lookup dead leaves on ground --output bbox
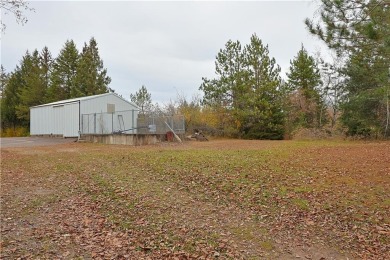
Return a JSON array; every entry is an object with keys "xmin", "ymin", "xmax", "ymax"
[{"xmin": 1, "ymin": 141, "xmax": 389, "ymax": 259}]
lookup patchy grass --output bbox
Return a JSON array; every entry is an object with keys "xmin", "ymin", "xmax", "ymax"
[{"xmin": 1, "ymin": 140, "xmax": 389, "ymax": 259}]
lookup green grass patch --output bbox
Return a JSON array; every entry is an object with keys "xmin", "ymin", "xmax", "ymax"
[
  {"xmin": 260, "ymin": 240, "xmax": 274, "ymax": 251},
  {"xmin": 291, "ymin": 198, "xmax": 310, "ymax": 210}
]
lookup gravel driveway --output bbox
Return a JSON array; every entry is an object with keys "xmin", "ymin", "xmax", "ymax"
[{"xmin": 0, "ymin": 137, "xmax": 78, "ymax": 148}]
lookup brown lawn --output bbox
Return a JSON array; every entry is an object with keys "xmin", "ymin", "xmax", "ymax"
[{"xmin": 1, "ymin": 140, "xmax": 389, "ymax": 259}]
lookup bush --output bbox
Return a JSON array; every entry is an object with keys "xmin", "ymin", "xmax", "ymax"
[
  {"xmin": 0, "ymin": 127, "xmax": 29, "ymax": 137},
  {"xmin": 291, "ymin": 128, "xmax": 331, "ymax": 140}
]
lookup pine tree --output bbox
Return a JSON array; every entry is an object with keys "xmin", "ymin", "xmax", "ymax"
[
  {"xmin": 48, "ymin": 40, "xmax": 79, "ymax": 101},
  {"xmin": 130, "ymin": 85, "xmax": 152, "ymax": 114},
  {"xmin": 305, "ymin": 0, "xmax": 390, "ymax": 56},
  {"xmin": 241, "ymin": 34, "xmax": 284, "ymax": 139},
  {"xmin": 74, "ymin": 37, "xmax": 111, "ymax": 97},
  {"xmin": 200, "ymin": 40, "xmax": 246, "ymax": 109},
  {"xmin": 16, "ymin": 50, "xmax": 46, "ymax": 123},
  {"xmin": 1, "ymin": 68, "xmax": 23, "ymax": 128},
  {"xmin": 199, "ymin": 34, "xmax": 285, "ymax": 139},
  {"xmin": 39, "ymin": 46, "xmax": 53, "ymax": 102},
  {"xmin": 341, "ymin": 45, "xmax": 389, "ymax": 137},
  {"xmin": 0, "ymin": 65, "xmax": 8, "ymax": 98},
  {"xmin": 306, "ymin": 0, "xmax": 390, "ymax": 137},
  {"xmin": 286, "ymin": 45, "xmax": 325, "ymax": 129},
  {"xmin": 200, "ymin": 40, "xmax": 247, "ymax": 136}
]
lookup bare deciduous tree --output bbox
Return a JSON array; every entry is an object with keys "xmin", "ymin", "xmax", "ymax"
[{"xmin": 1, "ymin": 0, "xmax": 34, "ymax": 32}]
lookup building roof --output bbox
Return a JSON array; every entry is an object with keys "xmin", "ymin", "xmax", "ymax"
[{"xmin": 30, "ymin": 92, "xmax": 140, "ymax": 109}]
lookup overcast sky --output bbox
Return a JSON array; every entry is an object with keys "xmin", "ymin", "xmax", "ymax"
[{"xmin": 1, "ymin": 0, "xmax": 328, "ymax": 104}]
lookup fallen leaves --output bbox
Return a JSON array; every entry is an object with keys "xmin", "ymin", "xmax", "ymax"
[{"xmin": 1, "ymin": 140, "xmax": 389, "ymax": 259}]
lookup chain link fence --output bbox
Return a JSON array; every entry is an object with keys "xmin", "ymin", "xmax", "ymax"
[
  {"xmin": 81, "ymin": 110, "xmax": 185, "ymax": 135},
  {"xmin": 137, "ymin": 114, "xmax": 185, "ymax": 134},
  {"xmin": 81, "ymin": 110, "xmax": 138, "ymax": 134}
]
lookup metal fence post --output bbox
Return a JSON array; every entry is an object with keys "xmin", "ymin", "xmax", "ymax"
[{"xmin": 132, "ymin": 110, "xmax": 135, "ymax": 134}]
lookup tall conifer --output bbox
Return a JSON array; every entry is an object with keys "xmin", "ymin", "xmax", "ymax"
[
  {"xmin": 200, "ymin": 34, "xmax": 285, "ymax": 139},
  {"xmin": 39, "ymin": 46, "xmax": 53, "ymax": 102},
  {"xmin": 16, "ymin": 50, "xmax": 46, "ymax": 123},
  {"xmin": 286, "ymin": 45, "xmax": 325, "ymax": 129},
  {"xmin": 74, "ymin": 37, "xmax": 111, "ymax": 97},
  {"xmin": 48, "ymin": 40, "xmax": 79, "ymax": 101},
  {"xmin": 306, "ymin": 0, "xmax": 390, "ymax": 137}
]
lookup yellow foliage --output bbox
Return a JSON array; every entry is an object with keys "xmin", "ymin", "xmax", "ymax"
[{"xmin": 0, "ymin": 127, "xmax": 29, "ymax": 137}]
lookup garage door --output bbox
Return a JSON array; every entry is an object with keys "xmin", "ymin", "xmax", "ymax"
[{"xmin": 63, "ymin": 102, "xmax": 80, "ymax": 137}]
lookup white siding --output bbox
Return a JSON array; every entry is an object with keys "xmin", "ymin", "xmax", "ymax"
[
  {"xmin": 80, "ymin": 94, "xmax": 139, "ymax": 134},
  {"xmin": 52, "ymin": 105, "xmax": 64, "ymax": 134},
  {"xmin": 30, "ymin": 93, "xmax": 139, "ymax": 137},
  {"xmin": 30, "ymin": 102, "xmax": 79, "ymax": 137},
  {"xmin": 80, "ymin": 94, "xmax": 138, "ymax": 114},
  {"xmin": 31, "ymin": 105, "xmax": 63, "ymax": 135},
  {"xmin": 63, "ymin": 103, "xmax": 79, "ymax": 137}
]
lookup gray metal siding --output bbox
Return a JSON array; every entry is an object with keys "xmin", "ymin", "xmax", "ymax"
[
  {"xmin": 30, "ymin": 105, "xmax": 61, "ymax": 135},
  {"xmin": 30, "ymin": 93, "xmax": 139, "ymax": 137},
  {"xmin": 80, "ymin": 94, "xmax": 139, "ymax": 134},
  {"xmin": 63, "ymin": 103, "xmax": 79, "ymax": 137},
  {"xmin": 52, "ymin": 105, "xmax": 64, "ymax": 135},
  {"xmin": 80, "ymin": 94, "xmax": 138, "ymax": 114},
  {"xmin": 30, "ymin": 102, "xmax": 79, "ymax": 137}
]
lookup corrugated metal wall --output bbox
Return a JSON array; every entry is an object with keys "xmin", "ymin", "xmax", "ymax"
[
  {"xmin": 30, "ymin": 102, "xmax": 79, "ymax": 137},
  {"xmin": 80, "ymin": 94, "xmax": 138, "ymax": 114},
  {"xmin": 63, "ymin": 103, "xmax": 80, "ymax": 137},
  {"xmin": 53, "ymin": 105, "xmax": 64, "ymax": 134},
  {"xmin": 30, "ymin": 94, "xmax": 139, "ymax": 137},
  {"xmin": 80, "ymin": 95, "xmax": 139, "ymax": 134}
]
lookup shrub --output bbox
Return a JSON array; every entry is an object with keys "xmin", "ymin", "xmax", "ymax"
[{"xmin": 0, "ymin": 127, "xmax": 29, "ymax": 137}]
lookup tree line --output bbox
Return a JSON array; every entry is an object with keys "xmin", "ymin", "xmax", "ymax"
[
  {"xmin": 198, "ymin": 35, "xmax": 328, "ymax": 139},
  {"xmin": 1, "ymin": 0, "xmax": 389, "ymax": 139},
  {"xmin": 183, "ymin": 0, "xmax": 389, "ymax": 139},
  {"xmin": 1, "ymin": 38, "xmax": 112, "ymax": 133}
]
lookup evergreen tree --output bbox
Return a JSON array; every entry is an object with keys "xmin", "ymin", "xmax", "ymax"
[
  {"xmin": 241, "ymin": 34, "xmax": 284, "ymax": 139},
  {"xmin": 200, "ymin": 34, "xmax": 285, "ymax": 139},
  {"xmin": 74, "ymin": 37, "xmax": 111, "ymax": 97},
  {"xmin": 341, "ymin": 45, "xmax": 389, "ymax": 137},
  {"xmin": 1, "ymin": 65, "xmax": 10, "ymax": 128},
  {"xmin": 306, "ymin": 0, "xmax": 390, "ymax": 137},
  {"xmin": 0, "ymin": 65, "xmax": 8, "ymax": 98},
  {"xmin": 130, "ymin": 85, "xmax": 152, "ymax": 114},
  {"xmin": 305, "ymin": 0, "xmax": 390, "ymax": 56},
  {"xmin": 16, "ymin": 50, "xmax": 46, "ymax": 123},
  {"xmin": 1, "ymin": 68, "xmax": 23, "ymax": 128},
  {"xmin": 200, "ymin": 40, "xmax": 246, "ymax": 109},
  {"xmin": 200, "ymin": 40, "xmax": 246, "ymax": 136},
  {"xmin": 39, "ymin": 46, "xmax": 53, "ymax": 102},
  {"xmin": 48, "ymin": 40, "xmax": 79, "ymax": 101},
  {"xmin": 286, "ymin": 45, "xmax": 325, "ymax": 129}
]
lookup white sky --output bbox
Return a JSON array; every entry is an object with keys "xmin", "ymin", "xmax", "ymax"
[{"xmin": 1, "ymin": 0, "xmax": 328, "ymax": 104}]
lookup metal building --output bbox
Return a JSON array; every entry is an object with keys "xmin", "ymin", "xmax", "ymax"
[{"xmin": 30, "ymin": 93, "xmax": 139, "ymax": 137}]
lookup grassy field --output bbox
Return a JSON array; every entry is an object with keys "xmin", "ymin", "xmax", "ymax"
[{"xmin": 1, "ymin": 140, "xmax": 389, "ymax": 259}]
